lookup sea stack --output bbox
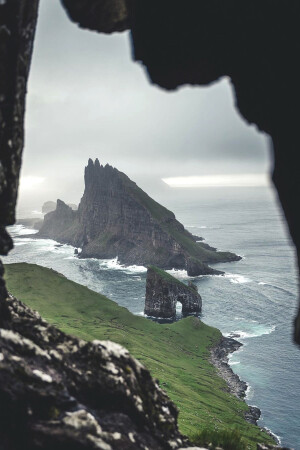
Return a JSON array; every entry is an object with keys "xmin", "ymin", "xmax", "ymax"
[
  {"xmin": 38, "ymin": 159, "xmax": 241, "ymax": 275},
  {"xmin": 144, "ymin": 266, "xmax": 202, "ymax": 318}
]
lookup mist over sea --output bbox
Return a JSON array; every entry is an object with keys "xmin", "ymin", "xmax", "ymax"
[{"xmin": 4, "ymin": 186, "xmax": 300, "ymax": 448}]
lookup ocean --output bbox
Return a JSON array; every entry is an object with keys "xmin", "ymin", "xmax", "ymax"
[{"xmin": 3, "ymin": 186, "xmax": 300, "ymax": 449}]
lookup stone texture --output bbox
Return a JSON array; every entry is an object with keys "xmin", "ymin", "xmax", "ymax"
[
  {"xmin": 0, "ymin": 294, "xmax": 192, "ymax": 450},
  {"xmin": 38, "ymin": 159, "xmax": 240, "ymax": 275},
  {"xmin": 0, "ymin": 0, "xmax": 39, "ymax": 226},
  {"xmin": 144, "ymin": 266, "xmax": 202, "ymax": 318},
  {"xmin": 0, "ymin": 0, "xmax": 40, "ymax": 318},
  {"xmin": 61, "ymin": 0, "xmax": 129, "ymax": 33}
]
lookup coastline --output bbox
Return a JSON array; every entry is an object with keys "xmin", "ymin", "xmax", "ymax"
[{"xmin": 211, "ymin": 336, "xmax": 280, "ymax": 444}]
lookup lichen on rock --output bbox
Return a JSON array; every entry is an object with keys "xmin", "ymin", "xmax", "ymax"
[{"xmin": 0, "ymin": 294, "xmax": 191, "ymax": 449}]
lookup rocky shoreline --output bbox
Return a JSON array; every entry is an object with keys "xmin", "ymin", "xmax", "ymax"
[{"xmin": 211, "ymin": 336, "xmax": 281, "ymax": 444}]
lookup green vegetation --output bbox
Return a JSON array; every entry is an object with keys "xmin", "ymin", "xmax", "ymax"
[
  {"xmin": 4, "ymin": 263, "xmax": 275, "ymax": 449},
  {"xmin": 191, "ymin": 428, "xmax": 247, "ymax": 450},
  {"xmin": 148, "ymin": 265, "xmax": 196, "ymax": 293}
]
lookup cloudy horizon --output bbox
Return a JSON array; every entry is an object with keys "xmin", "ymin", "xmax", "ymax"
[{"xmin": 18, "ymin": 0, "xmax": 272, "ymax": 214}]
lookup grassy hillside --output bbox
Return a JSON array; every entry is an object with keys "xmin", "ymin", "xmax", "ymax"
[{"xmin": 4, "ymin": 263, "xmax": 275, "ymax": 449}]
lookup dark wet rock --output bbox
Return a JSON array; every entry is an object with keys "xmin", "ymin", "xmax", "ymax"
[
  {"xmin": 257, "ymin": 445, "xmax": 293, "ymax": 450},
  {"xmin": 210, "ymin": 336, "xmax": 288, "ymax": 443},
  {"xmin": 210, "ymin": 337, "xmax": 249, "ymax": 404},
  {"xmin": 186, "ymin": 257, "xmax": 223, "ymax": 277},
  {"xmin": 61, "ymin": 0, "xmax": 129, "ymax": 34},
  {"xmin": 245, "ymin": 406, "xmax": 261, "ymax": 425},
  {"xmin": 0, "ymin": 294, "xmax": 197, "ymax": 450},
  {"xmin": 144, "ymin": 266, "xmax": 202, "ymax": 318},
  {"xmin": 38, "ymin": 160, "xmax": 240, "ymax": 275}
]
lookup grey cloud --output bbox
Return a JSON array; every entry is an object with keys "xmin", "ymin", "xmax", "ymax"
[{"xmin": 19, "ymin": 0, "xmax": 271, "ymax": 211}]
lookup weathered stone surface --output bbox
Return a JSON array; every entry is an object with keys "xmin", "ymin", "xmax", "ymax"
[
  {"xmin": 61, "ymin": 0, "xmax": 129, "ymax": 34},
  {"xmin": 0, "ymin": 0, "xmax": 39, "ymax": 320},
  {"xmin": 0, "ymin": 0, "xmax": 39, "ymax": 226},
  {"xmin": 144, "ymin": 266, "xmax": 202, "ymax": 318},
  {"xmin": 0, "ymin": 294, "xmax": 193, "ymax": 450},
  {"xmin": 37, "ymin": 159, "xmax": 239, "ymax": 275}
]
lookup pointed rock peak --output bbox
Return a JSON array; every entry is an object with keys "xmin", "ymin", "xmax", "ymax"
[
  {"xmin": 87, "ymin": 158, "xmax": 94, "ymax": 167},
  {"xmin": 56, "ymin": 199, "xmax": 70, "ymax": 210},
  {"xmin": 95, "ymin": 158, "xmax": 101, "ymax": 169}
]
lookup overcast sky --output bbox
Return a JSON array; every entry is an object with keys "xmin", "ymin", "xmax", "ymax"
[{"xmin": 18, "ymin": 0, "xmax": 272, "ymax": 211}]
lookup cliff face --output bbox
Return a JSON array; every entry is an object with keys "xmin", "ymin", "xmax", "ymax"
[
  {"xmin": 38, "ymin": 159, "xmax": 240, "ymax": 276},
  {"xmin": 144, "ymin": 266, "xmax": 202, "ymax": 318},
  {"xmin": 39, "ymin": 200, "xmax": 76, "ymax": 242}
]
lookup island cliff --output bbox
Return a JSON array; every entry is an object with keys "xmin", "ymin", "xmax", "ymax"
[
  {"xmin": 145, "ymin": 266, "xmax": 202, "ymax": 318},
  {"xmin": 38, "ymin": 159, "xmax": 241, "ymax": 276}
]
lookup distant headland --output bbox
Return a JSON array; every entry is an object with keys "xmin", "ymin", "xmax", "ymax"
[{"xmin": 37, "ymin": 159, "xmax": 241, "ymax": 276}]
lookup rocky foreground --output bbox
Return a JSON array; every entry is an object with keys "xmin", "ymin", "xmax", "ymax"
[
  {"xmin": 37, "ymin": 159, "xmax": 241, "ymax": 276},
  {"xmin": 0, "ymin": 294, "xmax": 193, "ymax": 450}
]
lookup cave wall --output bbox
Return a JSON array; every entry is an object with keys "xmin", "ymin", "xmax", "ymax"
[{"xmin": 0, "ymin": 0, "xmax": 40, "ymax": 325}]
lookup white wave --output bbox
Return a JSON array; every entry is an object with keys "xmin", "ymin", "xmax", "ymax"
[
  {"xmin": 9, "ymin": 225, "xmax": 39, "ymax": 236},
  {"xmin": 124, "ymin": 265, "xmax": 147, "ymax": 274},
  {"xmin": 229, "ymin": 325, "xmax": 276, "ymax": 340},
  {"xmin": 166, "ymin": 268, "xmax": 190, "ymax": 279},
  {"xmin": 97, "ymin": 258, "xmax": 147, "ymax": 274},
  {"xmin": 263, "ymin": 427, "xmax": 281, "ymax": 445},
  {"xmin": 136, "ymin": 312, "xmax": 145, "ymax": 316},
  {"xmin": 224, "ymin": 273, "xmax": 252, "ymax": 284},
  {"xmin": 229, "ymin": 361, "xmax": 240, "ymax": 366},
  {"xmin": 245, "ymin": 384, "xmax": 254, "ymax": 400},
  {"xmin": 258, "ymin": 281, "xmax": 296, "ymax": 297}
]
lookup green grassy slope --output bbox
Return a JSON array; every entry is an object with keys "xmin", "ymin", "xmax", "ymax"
[{"xmin": 4, "ymin": 263, "xmax": 274, "ymax": 449}]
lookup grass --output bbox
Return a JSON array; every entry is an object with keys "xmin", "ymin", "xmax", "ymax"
[
  {"xmin": 4, "ymin": 263, "xmax": 275, "ymax": 449},
  {"xmin": 191, "ymin": 428, "xmax": 247, "ymax": 450}
]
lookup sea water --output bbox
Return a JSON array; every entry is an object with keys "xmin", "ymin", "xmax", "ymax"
[{"xmin": 3, "ymin": 186, "xmax": 300, "ymax": 448}]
